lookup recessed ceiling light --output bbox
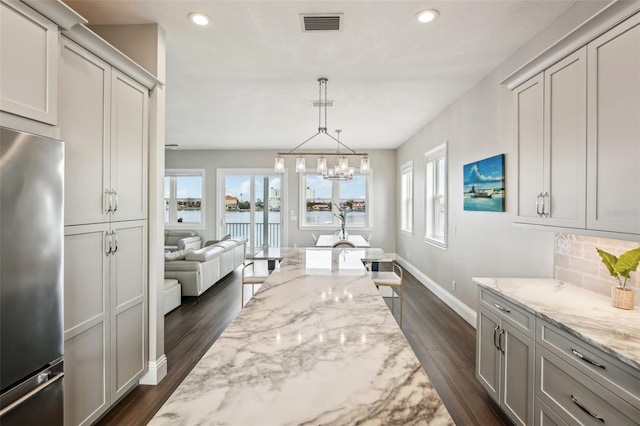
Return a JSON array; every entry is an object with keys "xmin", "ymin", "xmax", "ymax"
[
  {"xmin": 188, "ymin": 12, "xmax": 210, "ymax": 26},
  {"xmin": 415, "ymin": 9, "xmax": 439, "ymax": 23}
]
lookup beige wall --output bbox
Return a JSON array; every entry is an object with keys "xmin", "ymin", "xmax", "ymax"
[
  {"xmin": 395, "ymin": 1, "xmax": 612, "ymax": 311},
  {"xmin": 165, "ymin": 149, "xmax": 397, "ymax": 253}
]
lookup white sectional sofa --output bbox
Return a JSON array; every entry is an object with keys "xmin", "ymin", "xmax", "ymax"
[
  {"xmin": 164, "ymin": 230, "xmax": 202, "ymax": 252},
  {"xmin": 164, "ymin": 237, "xmax": 247, "ymax": 297}
]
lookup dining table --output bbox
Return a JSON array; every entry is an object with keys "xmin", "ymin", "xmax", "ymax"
[{"xmin": 315, "ymin": 234, "xmax": 370, "ymax": 247}]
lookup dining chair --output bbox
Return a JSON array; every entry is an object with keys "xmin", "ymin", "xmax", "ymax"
[
  {"xmin": 367, "ymin": 261, "xmax": 403, "ymax": 328},
  {"xmin": 241, "ymin": 261, "xmax": 270, "ymax": 308},
  {"xmin": 364, "ymin": 233, "xmax": 372, "ymax": 243},
  {"xmin": 311, "ymin": 233, "xmax": 318, "ymax": 245},
  {"xmin": 332, "ymin": 240, "xmax": 355, "ymax": 248}
]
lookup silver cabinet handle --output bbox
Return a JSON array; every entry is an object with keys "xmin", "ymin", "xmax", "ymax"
[
  {"xmin": 105, "ymin": 231, "xmax": 112, "ymax": 255},
  {"xmin": 111, "ymin": 230, "xmax": 118, "ymax": 254},
  {"xmin": 112, "ymin": 189, "xmax": 118, "ymax": 213},
  {"xmin": 498, "ymin": 329, "xmax": 505, "ymax": 353},
  {"xmin": 494, "ymin": 303, "xmax": 511, "ymax": 313},
  {"xmin": 571, "ymin": 395, "xmax": 604, "ymax": 423},
  {"xmin": 542, "ymin": 192, "xmax": 549, "ymax": 217},
  {"xmin": 536, "ymin": 192, "xmax": 544, "ymax": 217},
  {"xmin": 105, "ymin": 189, "xmax": 112, "ymax": 213},
  {"xmin": 571, "ymin": 348, "xmax": 605, "ymax": 369},
  {"xmin": 493, "ymin": 326, "xmax": 500, "ymax": 349}
]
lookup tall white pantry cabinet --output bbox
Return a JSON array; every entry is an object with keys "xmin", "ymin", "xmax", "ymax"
[{"xmin": 60, "ymin": 38, "xmax": 149, "ymax": 426}]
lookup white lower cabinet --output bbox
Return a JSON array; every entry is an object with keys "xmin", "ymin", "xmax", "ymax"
[
  {"xmin": 477, "ymin": 287, "xmax": 640, "ymax": 426},
  {"xmin": 64, "ymin": 221, "xmax": 147, "ymax": 426},
  {"xmin": 476, "ymin": 294, "xmax": 535, "ymax": 426},
  {"xmin": 536, "ymin": 345, "xmax": 639, "ymax": 425}
]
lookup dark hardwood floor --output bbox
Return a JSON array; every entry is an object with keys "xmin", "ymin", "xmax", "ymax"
[{"xmin": 97, "ymin": 266, "xmax": 511, "ymax": 425}]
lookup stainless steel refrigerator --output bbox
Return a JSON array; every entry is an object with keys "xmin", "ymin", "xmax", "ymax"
[{"xmin": 0, "ymin": 127, "xmax": 64, "ymax": 425}]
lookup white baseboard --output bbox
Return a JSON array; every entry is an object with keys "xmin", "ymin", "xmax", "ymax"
[
  {"xmin": 395, "ymin": 255, "xmax": 477, "ymax": 328},
  {"xmin": 139, "ymin": 354, "xmax": 168, "ymax": 385}
]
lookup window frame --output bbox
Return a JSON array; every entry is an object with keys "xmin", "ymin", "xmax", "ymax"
[
  {"xmin": 298, "ymin": 170, "xmax": 373, "ymax": 231},
  {"xmin": 424, "ymin": 143, "xmax": 448, "ymax": 249},
  {"xmin": 400, "ymin": 161, "xmax": 414, "ymax": 236},
  {"xmin": 165, "ymin": 168, "xmax": 206, "ymax": 230}
]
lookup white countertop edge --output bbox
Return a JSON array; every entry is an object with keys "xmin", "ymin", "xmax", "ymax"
[{"xmin": 472, "ymin": 277, "xmax": 640, "ymax": 371}]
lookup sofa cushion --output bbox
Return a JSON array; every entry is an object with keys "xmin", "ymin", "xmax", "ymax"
[
  {"xmin": 185, "ymin": 246, "xmax": 225, "ymax": 262},
  {"xmin": 164, "ymin": 248, "xmax": 194, "ymax": 261},
  {"xmin": 213, "ymin": 240, "xmax": 237, "ymax": 252}
]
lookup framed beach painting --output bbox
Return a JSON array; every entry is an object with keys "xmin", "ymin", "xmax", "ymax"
[{"xmin": 463, "ymin": 154, "xmax": 505, "ymax": 212}]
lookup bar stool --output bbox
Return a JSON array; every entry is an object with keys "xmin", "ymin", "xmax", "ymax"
[
  {"xmin": 368, "ymin": 261, "xmax": 403, "ymax": 328},
  {"xmin": 241, "ymin": 261, "xmax": 270, "ymax": 308}
]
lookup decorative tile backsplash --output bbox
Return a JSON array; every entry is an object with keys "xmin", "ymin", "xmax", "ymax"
[{"xmin": 554, "ymin": 233, "xmax": 640, "ymax": 304}]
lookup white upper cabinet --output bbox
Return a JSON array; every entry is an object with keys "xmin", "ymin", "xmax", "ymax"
[
  {"xmin": 587, "ymin": 13, "xmax": 640, "ymax": 235},
  {"xmin": 60, "ymin": 38, "xmax": 148, "ymax": 226},
  {"xmin": 515, "ymin": 74, "xmax": 545, "ymax": 224},
  {"xmin": 514, "ymin": 47, "xmax": 587, "ymax": 229},
  {"xmin": 0, "ymin": 0, "xmax": 58, "ymax": 124},
  {"xmin": 543, "ymin": 48, "xmax": 587, "ymax": 228}
]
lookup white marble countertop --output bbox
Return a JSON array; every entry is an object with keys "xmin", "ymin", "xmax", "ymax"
[
  {"xmin": 473, "ymin": 277, "xmax": 640, "ymax": 371},
  {"xmin": 151, "ymin": 248, "xmax": 453, "ymax": 425}
]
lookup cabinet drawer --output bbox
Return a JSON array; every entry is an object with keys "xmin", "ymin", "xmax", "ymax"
[
  {"xmin": 536, "ymin": 345, "xmax": 640, "ymax": 425},
  {"xmin": 537, "ymin": 319, "xmax": 640, "ymax": 410},
  {"xmin": 535, "ymin": 397, "xmax": 569, "ymax": 426},
  {"xmin": 479, "ymin": 288, "xmax": 535, "ymax": 338}
]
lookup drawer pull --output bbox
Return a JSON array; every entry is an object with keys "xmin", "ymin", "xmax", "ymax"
[
  {"xmin": 493, "ymin": 303, "xmax": 511, "ymax": 313},
  {"xmin": 571, "ymin": 395, "xmax": 604, "ymax": 423},
  {"xmin": 571, "ymin": 348, "xmax": 605, "ymax": 369}
]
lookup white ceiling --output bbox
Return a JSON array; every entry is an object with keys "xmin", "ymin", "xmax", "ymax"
[{"xmin": 63, "ymin": 1, "xmax": 576, "ymax": 151}]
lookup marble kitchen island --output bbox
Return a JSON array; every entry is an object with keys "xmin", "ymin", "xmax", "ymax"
[{"xmin": 150, "ymin": 248, "xmax": 453, "ymax": 425}]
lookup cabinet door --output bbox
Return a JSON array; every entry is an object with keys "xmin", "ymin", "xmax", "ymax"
[
  {"xmin": 543, "ymin": 47, "xmax": 586, "ymax": 228},
  {"xmin": 60, "ymin": 39, "xmax": 111, "ymax": 226},
  {"xmin": 587, "ymin": 13, "xmax": 640, "ymax": 234},
  {"xmin": 515, "ymin": 74, "xmax": 544, "ymax": 224},
  {"xmin": 110, "ymin": 70, "xmax": 148, "ymax": 222},
  {"xmin": 110, "ymin": 221, "xmax": 147, "ymax": 400},
  {"xmin": 501, "ymin": 321, "xmax": 535, "ymax": 426},
  {"xmin": 63, "ymin": 224, "xmax": 110, "ymax": 426},
  {"xmin": 0, "ymin": 0, "xmax": 58, "ymax": 124},
  {"xmin": 476, "ymin": 305, "xmax": 501, "ymax": 402}
]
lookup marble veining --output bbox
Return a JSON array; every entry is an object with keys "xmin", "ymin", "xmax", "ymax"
[
  {"xmin": 473, "ymin": 277, "xmax": 640, "ymax": 371},
  {"xmin": 151, "ymin": 248, "xmax": 453, "ymax": 425}
]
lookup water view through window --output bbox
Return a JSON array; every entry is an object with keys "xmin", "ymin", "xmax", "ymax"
[{"xmin": 303, "ymin": 175, "xmax": 367, "ymax": 226}]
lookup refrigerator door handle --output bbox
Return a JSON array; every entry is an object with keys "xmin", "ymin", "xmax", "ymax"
[{"xmin": 0, "ymin": 371, "xmax": 64, "ymax": 418}]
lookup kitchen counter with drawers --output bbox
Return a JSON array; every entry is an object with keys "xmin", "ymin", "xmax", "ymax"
[{"xmin": 473, "ymin": 277, "xmax": 639, "ymax": 425}]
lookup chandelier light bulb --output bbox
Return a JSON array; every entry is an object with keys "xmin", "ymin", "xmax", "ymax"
[
  {"xmin": 348, "ymin": 167, "xmax": 355, "ymax": 178},
  {"xmin": 295, "ymin": 156, "xmax": 306, "ymax": 173},
  {"xmin": 339, "ymin": 156, "xmax": 349, "ymax": 171},
  {"xmin": 317, "ymin": 156, "xmax": 327, "ymax": 173},
  {"xmin": 360, "ymin": 156, "xmax": 370, "ymax": 173},
  {"xmin": 274, "ymin": 156, "xmax": 285, "ymax": 172}
]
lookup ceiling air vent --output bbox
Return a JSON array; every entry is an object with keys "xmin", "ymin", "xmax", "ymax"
[{"xmin": 300, "ymin": 13, "xmax": 343, "ymax": 32}]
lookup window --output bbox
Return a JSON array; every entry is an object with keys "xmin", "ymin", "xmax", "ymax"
[
  {"xmin": 300, "ymin": 172, "xmax": 371, "ymax": 229},
  {"xmin": 165, "ymin": 169, "xmax": 205, "ymax": 228},
  {"xmin": 425, "ymin": 143, "xmax": 447, "ymax": 248},
  {"xmin": 400, "ymin": 161, "xmax": 413, "ymax": 234}
]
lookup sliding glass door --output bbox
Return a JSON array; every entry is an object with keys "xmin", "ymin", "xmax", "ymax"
[{"xmin": 219, "ymin": 170, "xmax": 284, "ymax": 253}]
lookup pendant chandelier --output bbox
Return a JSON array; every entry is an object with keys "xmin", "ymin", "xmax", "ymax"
[{"xmin": 274, "ymin": 78, "xmax": 370, "ymax": 180}]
